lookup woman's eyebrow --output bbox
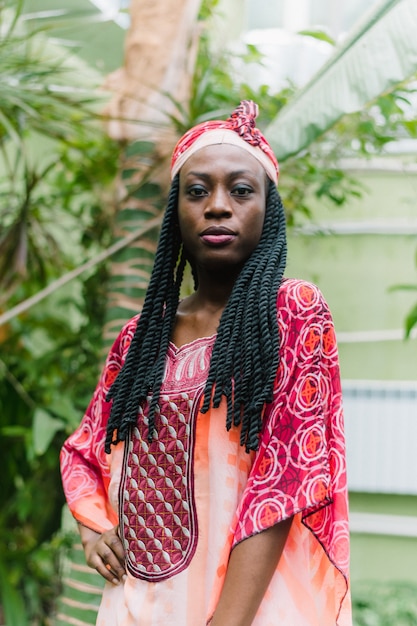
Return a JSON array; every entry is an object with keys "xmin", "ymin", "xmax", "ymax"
[{"xmin": 185, "ymin": 169, "xmax": 256, "ymax": 180}]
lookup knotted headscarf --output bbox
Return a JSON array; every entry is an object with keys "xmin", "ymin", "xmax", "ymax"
[{"xmin": 171, "ymin": 101, "xmax": 279, "ymax": 184}]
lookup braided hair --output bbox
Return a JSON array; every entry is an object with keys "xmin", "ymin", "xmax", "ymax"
[{"xmin": 105, "ymin": 175, "xmax": 287, "ymax": 453}]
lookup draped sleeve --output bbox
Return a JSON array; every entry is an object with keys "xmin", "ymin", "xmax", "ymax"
[
  {"xmin": 60, "ymin": 315, "xmax": 139, "ymax": 534},
  {"xmin": 233, "ymin": 278, "xmax": 349, "ymax": 584}
]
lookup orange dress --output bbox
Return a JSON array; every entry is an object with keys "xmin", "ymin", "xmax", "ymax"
[{"xmin": 61, "ymin": 279, "xmax": 351, "ymax": 625}]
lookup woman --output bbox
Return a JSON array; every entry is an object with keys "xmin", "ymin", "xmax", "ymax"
[{"xmin": 61, "ymin": 101, "xmax": 351, "ymax": 625}]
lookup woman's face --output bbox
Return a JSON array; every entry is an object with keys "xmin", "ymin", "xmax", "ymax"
[{"xmin": 178, "ymin": 144, "xmax": 267, "ymax": 274}]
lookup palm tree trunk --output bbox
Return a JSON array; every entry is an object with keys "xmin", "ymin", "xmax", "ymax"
[
  {"xmin": 104, "ymin": 0, "xmax": 202, "ymax": 141},
  {"xmin": 101, "ymin": 0, "xmax": 203, "ymax": 349}
]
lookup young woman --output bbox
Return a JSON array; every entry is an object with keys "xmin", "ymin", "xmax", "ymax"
[{"xmin": 61, "ymin": 101, "xmax": 352, "ymax": 625}]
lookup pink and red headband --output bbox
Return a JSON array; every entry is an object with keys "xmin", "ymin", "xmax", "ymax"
[{"xmin": 170, "ymin": 101, "xmax": 279, "ymax": 185}]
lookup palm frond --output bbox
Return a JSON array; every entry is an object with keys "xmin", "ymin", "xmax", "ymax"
[{"xmin": 266, "ymin": 0, "xmax": 417, "ymax": 159}]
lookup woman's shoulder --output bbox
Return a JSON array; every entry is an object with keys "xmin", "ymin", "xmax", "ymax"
[
  {"xmin": 276, "ymin": 278, "xmax": 335, "ymax": 338},
  {"xmin": 277, "ymin": 277, "xmax": 325, "ymax": 303},
  {"xmin": 107, "ymin": 313, "xmax": 141, "ymax": 361},
  {"xmin": 120, "ymin": 313, "xmax": 141, "ymax": 334},
  {"xmin": 276, "ymin": 277, "xmax": 332, "ymax": 321}
]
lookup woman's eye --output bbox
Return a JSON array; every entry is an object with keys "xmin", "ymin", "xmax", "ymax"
[
  {"xmin": 188, "ymin": 185, "xmax": 207, "ymax": 197},
  {"xmin": 232, "ymin": 186, "xmax": 252, "ymax": 197}
]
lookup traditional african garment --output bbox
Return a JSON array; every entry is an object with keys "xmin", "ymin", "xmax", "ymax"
[{"xmin": 60, "ymin": 278, "xmax": 351, "ymax": 626}]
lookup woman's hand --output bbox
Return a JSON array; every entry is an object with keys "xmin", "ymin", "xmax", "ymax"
[{"xmin": 78, "ymin": 523, "xmax": 127, "ymax": 585}]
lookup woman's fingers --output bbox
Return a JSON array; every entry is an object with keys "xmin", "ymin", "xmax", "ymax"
[
  {"xmin": 94, "ymin": 553, "xmax": 122, "ymax": 585},
  {"xmin": 108, "ymin": 525, "xmax": 126, "ymax": 566},
  {"xmin": 82, "ymin": 525, "xmax": 127, "ymax": 584},
  {"xmin": 98, "ymin": 538, "xmax": 126, "ymax": 584}
]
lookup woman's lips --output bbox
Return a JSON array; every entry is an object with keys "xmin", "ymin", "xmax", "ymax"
[
  {"xmin": 200, "ymin": 227, "xmax": 236, "ymax": 246},
  {"xmin": 200, "ymin": 233, "xmax": 236, "ymax": 245}
]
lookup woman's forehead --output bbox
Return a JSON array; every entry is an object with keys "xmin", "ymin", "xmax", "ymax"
[{"xmin": 180, "ymin": 143, "xmax": 266, "ymax": 177}]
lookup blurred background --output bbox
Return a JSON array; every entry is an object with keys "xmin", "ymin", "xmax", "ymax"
[{"xmin": 1, "ymin": 0, "xmax": 416, "ymax": 624}]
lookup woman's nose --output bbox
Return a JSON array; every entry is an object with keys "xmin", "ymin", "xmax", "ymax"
[{"xmin": 204, "ymin": 187, "xmax": 232, "ymax": 217}]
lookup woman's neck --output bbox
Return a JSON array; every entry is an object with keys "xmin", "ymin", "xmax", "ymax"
[
  {"xmin": 171, "ymin": 283, "xmax": 233, "ymax": 348},
  {"xmin": 194, "ymin": 265, "xmax": 241, "ymax": 307}
]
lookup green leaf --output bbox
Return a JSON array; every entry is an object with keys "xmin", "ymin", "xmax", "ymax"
[
  {"xmin": 132, "ymin": 182, "xmax": 161, "ymax": 200},
  {"xmin": 388, "ymin": 283, "xmax": 417, "ymax": 292},
  {"xmin": 32, "ymin": 408, "xmax": 65, "ymax": 456},
  {"xmin": 121, "ymin": 168, "xmax": 140, "ymax": 180},
  {"xmin": 49, "ymin": 395, "xmax": 79, "ymax": 424},
  {"xmin": 266, "ymin": 0, "xmax": 417, "ymax": 160},
  {"xmin": 298, "ymin": 29, "xmax": 336, "ymax": 46},
  {"xmin": 0, "ymin": 556, "xmax": 29, "ymax": 626},
  {"xmin": 241, "ymin": 43, "xmax": 265, "ymax": 64},
  {"xmin": 0, "ymin": 425, "xmax": 28, "ymax": 438},
  {"xmin": 404, "ymin": 302, "xmax": 417, "ymax": 338},
  {"xmin": 125, "ymin": 141, "xmax": 156, "ymax": 158}
]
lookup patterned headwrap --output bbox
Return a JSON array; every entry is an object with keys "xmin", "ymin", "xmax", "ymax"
[{"xmin": 171, "ymin": 101, "xmax": 279, "ymax": 185}]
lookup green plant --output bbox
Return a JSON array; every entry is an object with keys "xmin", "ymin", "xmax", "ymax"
[
  {"xmin": 389, "ymin": 251, "xmax": 417, "ymax": 338},
  {"xmin": 0, "ymin": 2, "xmax": 120, "ymax": 623},
  {"xmin": 353, "ymin": 580, "xmax": 417, "ymax": 626}
]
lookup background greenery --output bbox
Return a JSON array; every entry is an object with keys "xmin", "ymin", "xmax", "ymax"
[{"xmin": 0, "ymin": 1, "xmax": 416, "ymax": 624}]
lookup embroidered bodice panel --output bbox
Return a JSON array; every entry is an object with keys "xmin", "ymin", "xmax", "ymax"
[{"xmin": 119, "ymin": 336, "xmax": 215, "ymax": 581}]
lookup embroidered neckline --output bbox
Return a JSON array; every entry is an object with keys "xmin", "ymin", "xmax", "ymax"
[{"xmin": 168, "ymin": 333, "xmax": 217, "ymax": 356}]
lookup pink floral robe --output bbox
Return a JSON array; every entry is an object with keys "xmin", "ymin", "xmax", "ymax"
[{"xmin": 60, "ymin": 278, "xmax": 351, "ymax": 625}]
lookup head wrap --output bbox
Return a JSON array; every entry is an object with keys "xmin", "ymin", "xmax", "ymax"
[{"xmin": 170, "ymin": 101, "xmax": 279, "ymax": 184}]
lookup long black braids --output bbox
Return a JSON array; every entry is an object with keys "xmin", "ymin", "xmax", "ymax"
[
  {"xmin": 104, "ymin": 176, "xmax": 287, "ymax": 454},
  {"xmin": 200, "ymin": 179, "xmax": 287, "ymax": 450},
  {"xmin": 105, "ymin": 176, "xmax": 183, "ymax": 452}
]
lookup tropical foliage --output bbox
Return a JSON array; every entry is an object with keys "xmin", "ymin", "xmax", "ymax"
[
  {"xmin": 264, "ymin": 0, "xmax": 417, "ymax": 333},
  {"xmin": 0, "ymin": 2, "xmax": 119, "ymax": 623},
  {"xmin": 265, "ymin": 0, "xmax": 417, "ymax": 160}
]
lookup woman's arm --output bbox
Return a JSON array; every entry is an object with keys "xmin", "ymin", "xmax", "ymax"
[
  {"xmin": 210, "ymin": 516, "xmax": 293, "ymax": 626},
  {"xmin": 78, "ymin": 523, "xmax": 126, "ymax": 585},
  {"xmin": 61, "ymin": 317, "xmax": 139, "ymax": 533}
]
